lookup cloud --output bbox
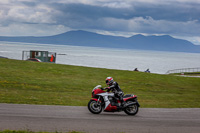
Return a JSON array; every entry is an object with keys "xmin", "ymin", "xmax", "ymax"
[
  {"xmin": 0, "ymin": 23, "xmax": 70, "ymax": 36},
  {"xmin": 49, "ymin": 1, "xmax": 200, "ymax": 33},
  {"xmin": 91, "ymin": 16, "xmax": 200, "ymax": 36},
  {"xmin": 3, "ymin": 3, "xmax": 56, "ymax": 24},
  {"xmin": 0, "ymin": 0, "xmax": 200, "ymax": 44}
]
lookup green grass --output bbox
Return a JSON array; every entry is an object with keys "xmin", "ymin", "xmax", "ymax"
[
  {"xmin": 171, "ymin": 72, "xmax": 200, "ymax": 76},
  {"xmin": 0, "ymin": 58, "xmax": 200, "ymax": 108},
  {"xmin": 182, "ymin": 72, "xmax": 200, "ymax": 76},
  {"xmin": 0, "ymin": 130, "xmax": 81, "ymax": 133}
]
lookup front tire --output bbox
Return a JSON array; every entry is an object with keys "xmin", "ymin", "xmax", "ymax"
[
  {"xmin": 124, "ymin": 101, "xmax": 139, "ymax": 115},
  {"xmin": 88, "ymin": 100, "xmax": 102, "ymax": 114}
]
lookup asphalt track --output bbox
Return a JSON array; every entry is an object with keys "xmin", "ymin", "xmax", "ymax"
[{"xmin": 0, "ymin": 104, "xmax": 200, "ymax": 133}]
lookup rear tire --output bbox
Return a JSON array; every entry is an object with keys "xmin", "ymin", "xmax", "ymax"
[
  {"xmin": 124, "ymin": 101, "xmax": 139, "ymax": 115},
  {"xmin": 88, "ymin": 100, "xmax": 102, "ymax": 114}
]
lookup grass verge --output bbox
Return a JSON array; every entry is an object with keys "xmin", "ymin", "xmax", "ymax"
[
  {"xmin": 0, "ymin": 58, "xmax": 200, "ymax": 108},
  {"xmin": 0, "ymin": 130, "xmax": 81, "ymax": 133},
  {"xmin": 176, "ymin": 72, "xmax": 200, "ymax": 76}
]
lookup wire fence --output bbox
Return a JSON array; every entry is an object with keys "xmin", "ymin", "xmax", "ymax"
[{"xmin": 166, "ymin": 67, "xmax": 200, "ymax": 74}]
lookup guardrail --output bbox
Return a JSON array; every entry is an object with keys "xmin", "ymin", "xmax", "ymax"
[{"xmin": 166, "ymin": 67, "xmax": 200, "ymax": 74}]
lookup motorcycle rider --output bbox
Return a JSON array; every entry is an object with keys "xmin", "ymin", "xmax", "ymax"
[{"xmin": 103, "ymin": 77, "xmax": 126, "ymax": 108}]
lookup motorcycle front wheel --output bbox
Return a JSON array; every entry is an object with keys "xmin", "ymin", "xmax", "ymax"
[
  {"xmin": 88, "ymin": 100, "xmax": 102, "ymax": 114},
  {"xmin": 124, "ymin": 101, "xmax": 139, "ymax": 115}
]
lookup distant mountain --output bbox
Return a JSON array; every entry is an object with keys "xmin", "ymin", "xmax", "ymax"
[{"xmin": 0, "ymin": 30, "xmax": 200, "ymax": 53}]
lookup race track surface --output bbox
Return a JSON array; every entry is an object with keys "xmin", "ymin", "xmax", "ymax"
[{"xmin": 0, "ymin": 104, "xmax": 200, "ymax": 133}]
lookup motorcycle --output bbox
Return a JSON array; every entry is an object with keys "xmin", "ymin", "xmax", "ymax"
[{"xmin": 88, "ymin": 85, "xmax": 140, "ymax": 115}]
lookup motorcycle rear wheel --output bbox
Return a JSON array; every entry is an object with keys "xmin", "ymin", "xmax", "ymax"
[
  {"xmin": 124, "ymin": 101, "xmax": 139, "ymax": 115},
  {"xmin": 88, "ymin": 100, "xmax": 102, "ymax": 114}
]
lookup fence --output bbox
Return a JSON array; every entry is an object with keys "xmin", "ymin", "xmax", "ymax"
[{"xmin": 166, "ymin": 67, "xmax": 200, "ymax": 74}]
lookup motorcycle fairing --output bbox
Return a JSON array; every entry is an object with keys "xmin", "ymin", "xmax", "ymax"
[
  {"xmin": 97, "ymin": 92, "xmax": 114, "ymax": 110},
  {"xmin": 104, "ymin": 104, "xmax": 117, "ymax": 112},
  {"xmin": 92, "ymin": 92, "xmax": 137, "ymax": 111}
]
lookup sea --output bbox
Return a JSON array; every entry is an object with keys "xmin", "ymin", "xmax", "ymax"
[{"xmin": 0, "ymin": 41, "xmax": 200, "ymax": 74}]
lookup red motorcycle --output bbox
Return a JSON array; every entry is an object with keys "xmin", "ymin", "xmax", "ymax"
[{"xmin": 88, "ymin": 85, "xmax": 140, "ymax": 115}]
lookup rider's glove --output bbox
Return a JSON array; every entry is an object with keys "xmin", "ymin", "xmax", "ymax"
[
  {"xmin": 101, "ymin": 87, "xmax": 108, "ymax": 90},
  {"xmin": 104, "ymin": 87, "xmax": 110, "ymax": 90}
]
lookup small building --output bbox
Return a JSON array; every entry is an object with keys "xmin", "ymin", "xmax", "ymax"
[{"xmin": 22, "ymin": 50, "xmax": 56, "ymax": 63}]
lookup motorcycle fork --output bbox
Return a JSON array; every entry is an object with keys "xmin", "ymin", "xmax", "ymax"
[{"xmin": 97, "ymin": 97, "xmax": 101, "ymax": 105}]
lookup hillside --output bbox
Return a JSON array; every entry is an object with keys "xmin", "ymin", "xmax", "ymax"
[
  {"xmin": 0, "ymin": 30, "xmax": 200, "ymax": 53},
  {"xmin": 0, "ymin": 58, "xmax": 200, "ymax": 108}
]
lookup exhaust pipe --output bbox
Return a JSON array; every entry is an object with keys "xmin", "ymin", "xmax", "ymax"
[
  {"xmin": 125, "ymin": 102, "xmax": 137, "ymax": 107},
  {"xmin": 124, "ymin": 101, "xmax": 140, "ymax": 108}
]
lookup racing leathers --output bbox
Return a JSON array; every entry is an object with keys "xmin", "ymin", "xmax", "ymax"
[{"xmin": 104, "ymin": 81, "xmax": 125, "ymax": 107}]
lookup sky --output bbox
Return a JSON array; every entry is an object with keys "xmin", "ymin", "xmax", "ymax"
[{"xmin": 0, "ymin": 0, "xmax": 200, "ymax": 45}]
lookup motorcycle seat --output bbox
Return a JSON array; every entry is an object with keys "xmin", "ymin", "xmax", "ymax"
[{"xmin": 123, "ymin": 94, "xmax": 133, "ymax": 98}]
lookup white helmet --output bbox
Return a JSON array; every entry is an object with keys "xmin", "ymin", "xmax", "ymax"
[{"xmin": 106, "ymin": 77, "xmax": 114, "ymax": 85}]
